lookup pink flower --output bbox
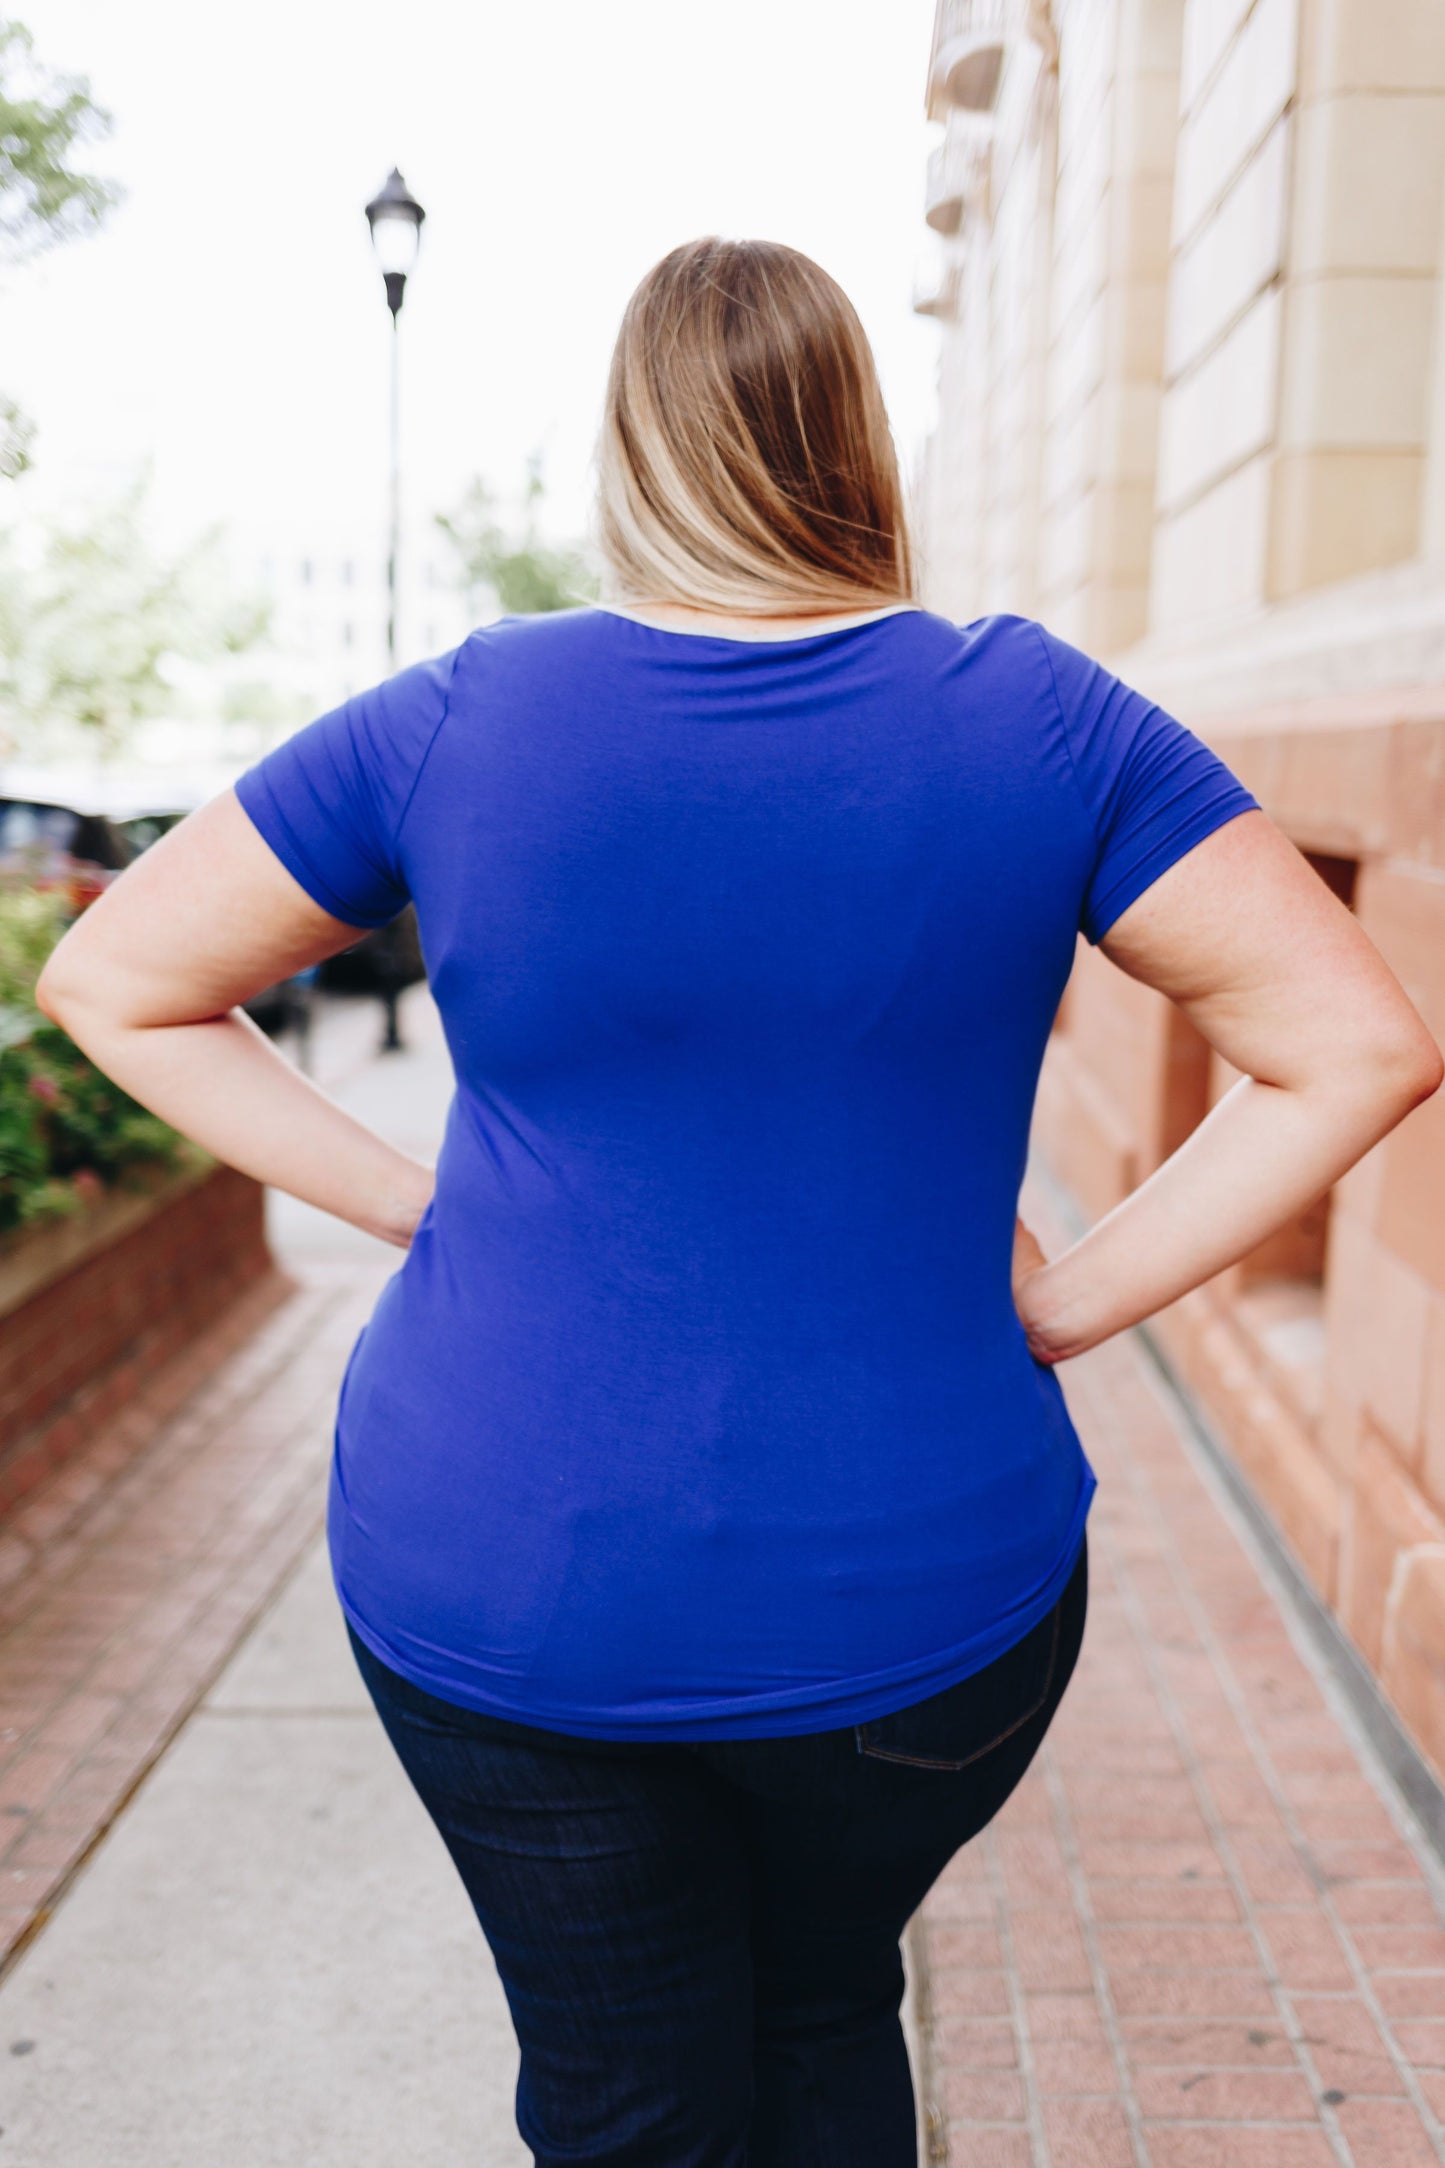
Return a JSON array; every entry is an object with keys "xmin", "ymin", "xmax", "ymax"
[
  {"xmin": 28, "ymin": 1074, "xmax": 61, "ymax": 1106},
  {"xmin": 70, "ymin": 1169, "xmax": 104, "ymax": 1202}
]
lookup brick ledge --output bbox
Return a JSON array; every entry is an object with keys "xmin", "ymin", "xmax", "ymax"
[{"xmin": 0, "ymin": 1148, "xmax": 217, "ymax": 1324}]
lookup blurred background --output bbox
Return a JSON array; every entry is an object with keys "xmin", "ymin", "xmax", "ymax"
[{"xmin": 0, "ymin": 0, "xmax": 939, "ymax": 779}]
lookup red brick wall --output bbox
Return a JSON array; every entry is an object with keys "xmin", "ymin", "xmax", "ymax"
[
  {"xmin": 0, "ymin": 1166, "xmax": 281, "ymax": 1519},
  {"xmin": 1033, "ymin": 686, "xmax": 1445, "ymax": 1779}
]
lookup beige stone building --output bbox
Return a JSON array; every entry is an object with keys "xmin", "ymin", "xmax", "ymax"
[{"xmin": 914, "ymin": 0, "xmax": 1445, "ymax": 1777}]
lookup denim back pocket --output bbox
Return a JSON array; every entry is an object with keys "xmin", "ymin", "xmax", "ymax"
[{"xmin": 854, "ymin": 1597, "xmax": 1063, "ymax": 1771}]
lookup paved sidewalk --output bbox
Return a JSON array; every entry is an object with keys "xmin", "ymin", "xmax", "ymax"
[
  {"xmin": 0, "ymin": 1538, "xmax": 525, "ymax": 2165},
  {"xmin": 0, "ymin": 984, "xmax": 441, "ymax": 1970},
  {"xmin": 1, "ymin": 982, "xmax": 1443, "ymax": 2163},
  {"xmin": 913, "ymin": 1179, "xmax": 1445, "ymax": 2167},
  {"xmin": 0, "ymin": 984, "xmax": 531, "ymax": 2163}
]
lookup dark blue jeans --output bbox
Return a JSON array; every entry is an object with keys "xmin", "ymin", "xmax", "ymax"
[{"xmin": 348, "ymin": 1531, "xmax": 1087, "ymax": 2167}]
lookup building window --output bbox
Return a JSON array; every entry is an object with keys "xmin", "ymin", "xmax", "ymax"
[{"xmin": 1303, "ymin": 851, "xmax": 1358, "ymax": 911}]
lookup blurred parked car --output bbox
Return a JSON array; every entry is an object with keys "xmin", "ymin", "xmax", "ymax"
[
  {"xmin": 314, "ymin": 907, "xmax": 426, "ymax": 1048},
  {"xmin": 0, "ymin": 791, "xmax": 315, "ymax": 1048},
  {"xmin": 0, "ymin": 779, "xmax": 427, "ymax": 1052}
]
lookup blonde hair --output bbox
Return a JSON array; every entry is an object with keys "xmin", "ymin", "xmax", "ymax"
[{"xmin": 597, "ymin": 238, "xmax": 916, "ymax": 617}]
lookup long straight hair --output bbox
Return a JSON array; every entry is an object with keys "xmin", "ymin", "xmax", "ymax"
[{"xmin": 596, "ymin": 238, "xmax": 916, "ymax": 617}]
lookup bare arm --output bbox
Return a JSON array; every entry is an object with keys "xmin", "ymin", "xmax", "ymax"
[
  {"xmin": 1014, "ymin": 809, "xmax": 1444, "ymax": 1361},
  {"xmin": 34, "ymin": 790, "xmax": 435, "ymax": 1248}
]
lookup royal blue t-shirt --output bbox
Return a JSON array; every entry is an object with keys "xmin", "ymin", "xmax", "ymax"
[{"xmin": 233, "ymin": 605, "xmax": 1258, "ymax": 1739}]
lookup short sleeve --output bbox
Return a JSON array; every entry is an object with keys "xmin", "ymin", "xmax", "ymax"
[
  {"xmin": 1035, "ymin": 623, "xmax": 1261, "ymax": 946},
  {"xmin": 232, "ymin": 647, "xmax": 462, "ymax": 927}
]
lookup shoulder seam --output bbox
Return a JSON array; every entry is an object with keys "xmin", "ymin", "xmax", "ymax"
[
  {"xmin": 390, "ymin": 640, "xmax": 468, "ymax": 861},
  {"xmin": 1030, "ymin": 619, "xmax": 1100, "ymax": 855}
]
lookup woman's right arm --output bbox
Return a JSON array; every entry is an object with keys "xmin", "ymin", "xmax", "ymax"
[{"xmin": 1014, "ymin": 807, "xmax": 1444, "ymax": 1363}]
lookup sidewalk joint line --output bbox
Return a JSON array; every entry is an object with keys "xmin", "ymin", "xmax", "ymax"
[
  {"xmin": 1077, "ymin": 1364, "xmax": 1356, "ymax": 2163},
  {"xmin": 986, "ymin": 1818, "xmax": 1057, "ymax": 2168},
  {"xmin": 903, "ymin": 1911, "xmax": 948, "ymax": 2164},
  {"xmin": 1039, "ymin": 1741, "xmax": 1152, "ymax": 2166},
  {"xmin": 0, "ymin": 1499, "xmax": 327, "ymax": 1990},
  {"xmin": 201, "ymin": 1706, "xmax": 373, "ymax": 1720}
]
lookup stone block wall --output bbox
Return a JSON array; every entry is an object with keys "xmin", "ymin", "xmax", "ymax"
[
  {"xmin": 920, "ymin": 1, "xmax": 1445, "ymax": 641},
  {"xmin": 1032, "ymin": 687, "xmax": 1445, "ymax": 1775},
  {"xmin": 917, "ymin": 0, "xmax": 1445, "ymax": 1784}
]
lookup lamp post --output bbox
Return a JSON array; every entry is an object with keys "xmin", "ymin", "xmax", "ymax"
[
  {"xmin": 364, "ymin": 168, "xmax": 425, "ymax": 1055},
  {"xmin": 364, "ymin": 167, "xmax": 426, "ymax": 674}
]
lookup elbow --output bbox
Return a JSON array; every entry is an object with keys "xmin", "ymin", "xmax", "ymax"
[
  {"xmin": 34, "ymin": 949, "xmax": 100, "ymax": 1034},
  {"xmin": 1283, "ymin": 1014, "xmax": 1443, "ymax": 1119},
  {"xmin": 1410, "ymin": 1035, "xmax": 1445, "ymax": 1107},
  {"xmin": 36, "ymin": 949, "xmax": 200, "ymax": 1039},
  {"xmin": 33, "ymin": 957, "xmax": 70, "ymax": 1025},
  {"xmin": 1372, "ymin": 1022, "xmax": 1445, "ymax": 1120}
]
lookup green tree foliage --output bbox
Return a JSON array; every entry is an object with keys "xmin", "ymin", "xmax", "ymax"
[
  {"xmin": 0, "ymin": 474, "xmax": 271, "ymax": 756},
  {"xmin": 0, "ymin": 15, "xmax": 118, "ymax": 258},
  {"xmin": 1, "ymin": 14, "xmax": 121, "ymax": 476},
  {"xmin": 0, "ymin": 393, "xmax": 33, "ymax": 482},
  {"xmin": 0, "ymin": 882, "xmax": 187, "ymax": 1235},
  {"xmin": 436, "ymin": 456, "xmax": 597, "ymax": 617}
]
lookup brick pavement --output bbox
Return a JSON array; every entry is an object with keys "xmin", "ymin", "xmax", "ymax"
[
  {"xmin": 0, "ymin": 1251, "xmax": 391, "ymax": 1973},
  {"xmin": 0, "ymin": 984, "xmax": 428, "ymax": 1985},
  {"xmin": 0, "ymin": 985, "xmax": 434, "ymax": 1982},
  {"xmin": 914, "ymin": 1184, "xmax": 1445, "ymax": 2167}
]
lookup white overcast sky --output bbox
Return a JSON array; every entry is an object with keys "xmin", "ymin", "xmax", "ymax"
[{"xmin": 6, "ymin": 0, "xmax": 943, "ymax": 569}]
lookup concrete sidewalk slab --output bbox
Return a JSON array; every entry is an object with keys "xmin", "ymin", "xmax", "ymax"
[
  {"xmin": 208, "ymin": 1541, "xmax": 368, "ymax": 1713},
  {"xmin": 0, "ymin": 985, "xmax": 451, "ymax": 1974},
  {"xmin": 0, "ymin": 1538, "xmax": 526, "ymax": 2166}
]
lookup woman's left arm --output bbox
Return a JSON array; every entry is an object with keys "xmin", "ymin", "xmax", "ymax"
[{"xmin": 35, "ymin": 790, "xmax": 435, "ymax": 1248}]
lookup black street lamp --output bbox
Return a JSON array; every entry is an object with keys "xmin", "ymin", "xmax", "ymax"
[
  {"xmin": 365, "ymin": 167, "xmax": 425, "ymax": 1054},
  {"xmin": 365, "ymin": 167, "xmax": 426, "ymax": 674}
]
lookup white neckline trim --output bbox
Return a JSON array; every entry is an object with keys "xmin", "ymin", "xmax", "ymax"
[{"xmin": 589, "ymin": 601, "xmax": 921, "ymax": 643}]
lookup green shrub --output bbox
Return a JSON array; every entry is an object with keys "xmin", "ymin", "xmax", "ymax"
[{"xmin": 0, "ymin": 880, "xmax": 185, "ymax": 1236}]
